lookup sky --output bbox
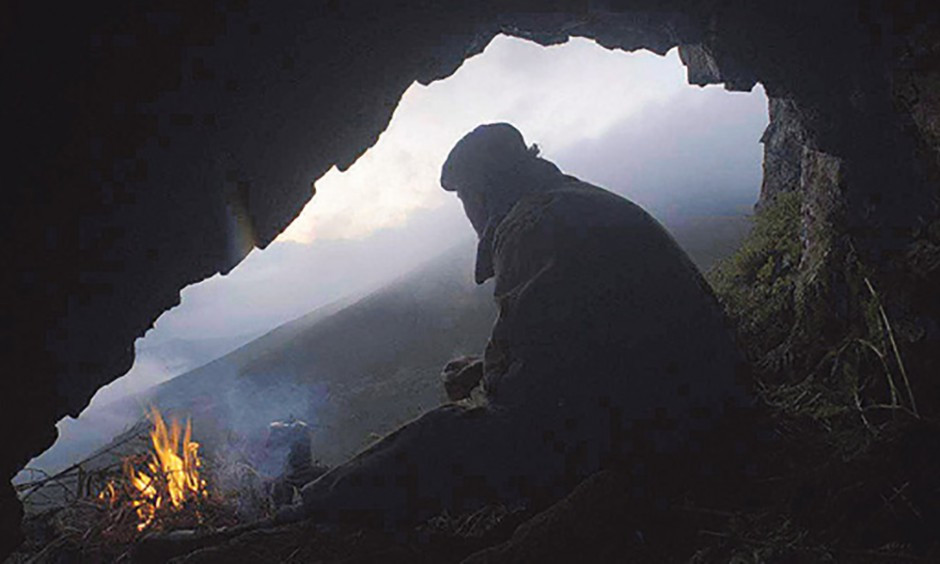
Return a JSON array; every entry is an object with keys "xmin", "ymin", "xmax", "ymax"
[{"xmin": 84, "ymin": 34, "xmax": 769, "ymax": 409}]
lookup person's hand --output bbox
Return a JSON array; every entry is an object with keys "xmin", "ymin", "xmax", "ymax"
[{"xmin": 441, "ymin": 356, "xmax": 484, "ymax": 401}]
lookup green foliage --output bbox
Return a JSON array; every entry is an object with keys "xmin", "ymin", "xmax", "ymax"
[
  {"xmin": 708, "ymin": 189, "xmax": 918, "ymax": 448},
  {"xmin": 695, "ymin": 190, "xmax": 937, "ymax": 563},
  {"xmin": 707, "ymin": 191, "xmax": 803, "ymax": 360}
]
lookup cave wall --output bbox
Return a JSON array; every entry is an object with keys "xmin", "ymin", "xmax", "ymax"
[{"xmin": 3, "ymin": 0, "xmax": 938, "ymax": 553}]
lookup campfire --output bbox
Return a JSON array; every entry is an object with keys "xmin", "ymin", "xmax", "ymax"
[
  {"xmin": 11, "ymin": 408, "xmax": 276, "ymax": 561},
  {"xmin": 98, "ymin": 406, "xmax": 209, "ymax": 532}
]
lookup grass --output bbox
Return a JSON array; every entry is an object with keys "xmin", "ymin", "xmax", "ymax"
[
  {"xmin": 697, "ymin": 190, "xmax": 940, "ymax": 563},
  {"xmin": 708, "ymin": 191, "xmax": 803, "ymax": 363}
]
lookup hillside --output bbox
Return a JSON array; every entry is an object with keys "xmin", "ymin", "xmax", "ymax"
[
  {"xmin": 124, "ymin": 242, "xmax": 497, "ymax": 470},
  {"xmin": 22, "ymin": 206, "xmax": 751, "ymax": 497},
  {"xmin": 131, "ymin": 210, "xmax": 750, "ymax": 465}
]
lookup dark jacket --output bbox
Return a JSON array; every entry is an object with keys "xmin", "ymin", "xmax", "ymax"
[{"xmin": 297, "ymin": 172, "xmax": 752, "ymax": 529}]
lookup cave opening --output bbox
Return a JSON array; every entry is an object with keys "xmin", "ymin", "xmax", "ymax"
[
  {"xmin": 14, "ymin": 35, "xmax": 767, "ymax": 512},
  {"xmin": 8, "ymin": 3, "xmax": 940, "ymax": 561},
  {"xmin": 14, "ymin": 30, "xmax": 770, "ymax": 543}
]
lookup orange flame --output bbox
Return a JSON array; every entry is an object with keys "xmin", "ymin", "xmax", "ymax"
[{"xmin": 99, "ymin": 406, "xmax": 208, "ymax": 531}]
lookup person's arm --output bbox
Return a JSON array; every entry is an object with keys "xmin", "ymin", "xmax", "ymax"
[{"xmin": 481, "ymin": 193, "xmax": 564, "ymax": 404}]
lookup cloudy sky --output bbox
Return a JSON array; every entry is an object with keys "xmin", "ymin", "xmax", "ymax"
[{"xmin": 87, "ymin": 34, "xmax": 769, "ymax": 408}]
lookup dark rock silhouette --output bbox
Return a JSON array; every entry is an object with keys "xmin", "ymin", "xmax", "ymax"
[{"xmin": 292, "ymin": 124, "xmax": 753, "ymax": 530}]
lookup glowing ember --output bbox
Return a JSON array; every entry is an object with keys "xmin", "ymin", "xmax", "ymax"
[{"xmin": 99, "ymin": 406, "xmax": 208, "ymax": 531}]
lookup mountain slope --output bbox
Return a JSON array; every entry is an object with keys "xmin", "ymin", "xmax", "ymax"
[
  {"xmin": 27, "ymin": 206, "xmax": 751, "ymax": 487},
  {"xmin": 134, "ymin": 210, "xmax": 750, "ymax": 468},
  {"xmin": 137, "ymin": 241, "xmax": 497, "ymax": 467}
]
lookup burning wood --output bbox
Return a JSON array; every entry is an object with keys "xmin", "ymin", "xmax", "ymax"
[
  {"xmin": 11, "ymin": 409, "xmax": 300, "ymax": 561},
  {"xmin": 98, "ymin": 406, "xmax": 209, "ymax": 533}
]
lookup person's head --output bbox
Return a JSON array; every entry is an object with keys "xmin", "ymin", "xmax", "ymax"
[{"xmin": 441, "ymin": 123, "xmax": 545, "ymax": 236}]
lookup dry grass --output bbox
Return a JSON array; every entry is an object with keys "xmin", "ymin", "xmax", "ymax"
[{"xmin": 698, "ymin": 191, "xmax": 940, "ymax": 563}]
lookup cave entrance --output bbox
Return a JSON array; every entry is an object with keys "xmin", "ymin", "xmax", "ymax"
[{"xmin": 17, "ymin": 34, "xmax": 768, "ymax": 516}]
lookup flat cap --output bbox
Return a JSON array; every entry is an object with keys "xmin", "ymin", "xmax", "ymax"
[{"xmin": 441, "ymin": 123, "xmax": 530, "ymax": 192}]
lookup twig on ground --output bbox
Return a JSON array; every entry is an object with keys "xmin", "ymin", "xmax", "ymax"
[{"xmin": 863, "ymin": 277, "xmax": 918, "ymax": 417}]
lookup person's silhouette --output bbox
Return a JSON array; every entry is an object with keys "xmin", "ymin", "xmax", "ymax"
[{"xmin": 289, "ymin": 122, "xmax": 753, "ymax": 532}]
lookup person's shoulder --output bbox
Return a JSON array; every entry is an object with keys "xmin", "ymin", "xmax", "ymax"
[
  {"xmin": 552, "ymin": 176, "xmax": 635, "ymax": 205},
  {"xmin": 497, "ymin": 175, "xmax": 655, "ymax": 241},
  {"xmin": 537, "ymin": 177, "xmax": 648, "ymax": 223},
  {"xmin": 493, "ymin": 180, "xmax": 604, "ymax": 242}
]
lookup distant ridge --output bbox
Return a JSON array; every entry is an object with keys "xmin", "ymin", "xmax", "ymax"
[{"xmin": 113, "ymin": 241, "xmax": 496, "ymax": 468}]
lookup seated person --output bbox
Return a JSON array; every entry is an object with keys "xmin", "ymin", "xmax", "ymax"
[{"xmin": 288, "ymin": 123, "xmax": 754, "ymax": 531}]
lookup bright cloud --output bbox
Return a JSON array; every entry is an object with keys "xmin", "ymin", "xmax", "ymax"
[{"xmin": 277, "ymin": 35, "xmax": 692, "ymax": 244}]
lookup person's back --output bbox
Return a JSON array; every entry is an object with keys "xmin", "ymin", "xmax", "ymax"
[{"xmin": 484, "ymin": 176, "xmax": 749, "ymax": 433}]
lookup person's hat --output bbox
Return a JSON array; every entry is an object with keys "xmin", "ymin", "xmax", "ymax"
[{"xmin": 441, "ymin": 123, "xmax": 530, "ymax": 192}]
